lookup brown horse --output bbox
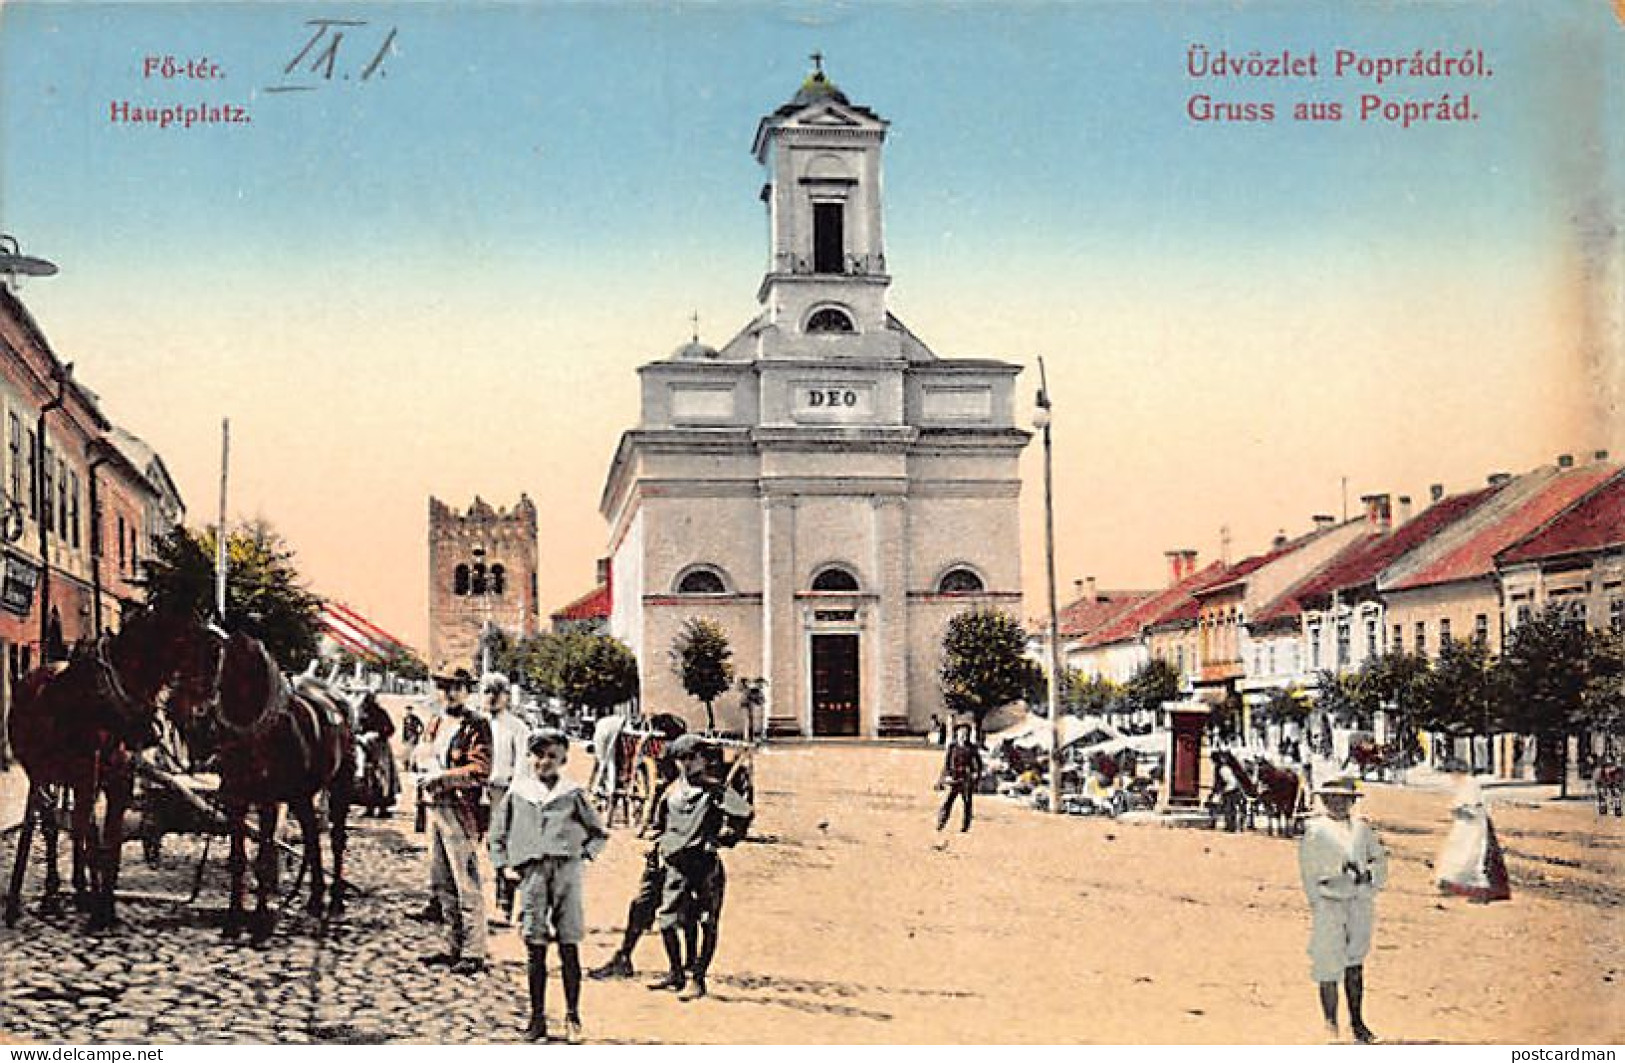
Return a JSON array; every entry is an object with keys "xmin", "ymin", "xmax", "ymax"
[
  {"xmin": 4, "ymin": 607, "xmax": 220, "ymax": 930},
  {"xmin": 1252, "ymin": 759, "xmax": 1305, "ymax": 837},
  {"xmin": 177, "ymin": 629, "xmax": 355, "ymax": 943}
]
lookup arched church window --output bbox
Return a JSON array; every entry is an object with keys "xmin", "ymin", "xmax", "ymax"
[
  {"xmin": 811, "ymin": 567, "xmax": 860, "ymax": 592},
  {"xmin": 937, "ymin": 567, "xmax": 985, "ymax": 594},
  {"xmin": 490, "ymin": 564, "xmax": 506, "ymax": 596},
  {"xmin": 806, "ymin": 307, "xmax": 854, "ymax": 334},
  {"xmin": 471, "ymin": 562, "xmax": 487, "ymax": 596},
  {"xmin": 454, "ymin": 564, "xmax": 470, "ymax": 596},
  {"xmin": 676, "ymin": 567, "xmax": 727, "ymax": 595}
]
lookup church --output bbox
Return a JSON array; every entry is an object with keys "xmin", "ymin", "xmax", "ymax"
[{"xmin": 599, "ymin": 62, "xmax": 1030, "ymax": 737}]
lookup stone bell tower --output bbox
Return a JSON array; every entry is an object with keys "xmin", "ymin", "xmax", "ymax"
[{"xmin": 427, "ymin": 495, "xmax": 539, "ymax": 673}]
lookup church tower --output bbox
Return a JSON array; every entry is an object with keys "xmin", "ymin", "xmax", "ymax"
[
  {"xmin": 601, "ymin": 61, "xmax": 1028, "ymax": 738},
  {"xmin": 752, "ymin": 55, "xmax": 892, "ymax": 341}
]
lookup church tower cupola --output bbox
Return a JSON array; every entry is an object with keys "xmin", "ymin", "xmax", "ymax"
[{"xmin": 752, "ymin": 55, "xmax": 890, "ymax": 339}]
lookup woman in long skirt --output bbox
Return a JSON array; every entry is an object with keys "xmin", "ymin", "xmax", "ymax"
[{"xmin": 1435, "ymin": 770, "xmax": 1511, "ymax": 902}]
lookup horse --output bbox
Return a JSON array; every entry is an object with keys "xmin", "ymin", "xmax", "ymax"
[
  {"xmin": 1595, "ymin": 761, "xmax": 1623, "ymax": 817},
  {"xmin": 1344, "ymin": 739, "xmax": 1402, "ymax": 782},
  {"xmin": 175, "ymin": 629, "xmax": 356, "ymax": 943},
  {"xmin": 4, "ymin": 607, "xmax": 220, "ymax": 930},
  {"xmin": 1251, "ymin": 759, "xmax": 1305, "ymax": 837}
]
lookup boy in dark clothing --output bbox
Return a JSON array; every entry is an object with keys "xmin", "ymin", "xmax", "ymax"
[
  {"xmin": 937, "ymin": 724, "xmax": 983, "ymax": 832},
  {"xmin": 646, "ymin": 734, "xmax": 751, "ymax": 1001}
]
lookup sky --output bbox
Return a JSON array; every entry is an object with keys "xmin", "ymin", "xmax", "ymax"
[{"xmin": 0, "ymin": 0, "xmax": 1620, "ymax": 652}]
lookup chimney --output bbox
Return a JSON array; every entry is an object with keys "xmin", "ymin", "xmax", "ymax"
[
  {"xmin": 1085, "ymin": 576, "xmax": 1098, "ymax": 602},
  {"xmin": 1180, "ymin": 549, "xmax": 1199, "ymax": 581},
  {"xmin": 1397, "ymin": 495, "xmax": 1413, "ymax": 525},
  {"xmin": 1595, "ymin": 450, "xmax": 1610, "ymax": 461},
  {"xmin": 1360, "ymin": 494, "xmax": 1392, "ymax": 533},
  {"xmin": 1487, "ymin": 472, "xmax": 1512, "ymax": 486},
  {"xmin": 595, "ymin": 556, "xmax": 611, "ymax": 584},
  {"xmin": 1429, "ymin": 483, "xmax": 1445, "ymax": 503},
  {"xmin": 1073, "ymin": 579, "xmax": 1085, "ymax": 599},
  {"xmin": 1311, "ymin": 514, "xmax": 1336, "ymax": 530},
  {"xmin": 1272, "ymin": 530, "xmax": 1289, "ymax": 549},
  {"xmin": 1165, "ymin": 551, "xmax": 1185, "ymax": 588},
  {"xmin": 1557, "ymin": 453, "xmax": 1574, "ymax": 469}
]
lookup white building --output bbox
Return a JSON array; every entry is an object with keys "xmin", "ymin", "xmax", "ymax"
[{"xmin": 600, "ymin": 65, "xmax": 1029, "ymax": 737}]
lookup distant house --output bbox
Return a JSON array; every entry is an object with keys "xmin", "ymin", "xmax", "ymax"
[
  {"xmin": 551, "ymin": 558, "xmax": 613, "ymax": 635},
  {"xmin": 1379, "ymin": 456, "xmax": 1620, "ymax": 660},
  {"xmin": 1496, "ymin": 460, "xmax": 1624, "ymax": 634}
]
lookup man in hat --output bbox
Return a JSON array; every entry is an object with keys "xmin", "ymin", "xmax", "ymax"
[
  {"xmin": 483, "ymin": 671, "xmax": 531, "ymax": 922},
  {"xmin": 647, "ymin": 733, "xmax": 752, "ymax": 1001},
  {"xmin": 416, "ymin": 666, "xmax": 493, "ymax": 975},
  {"xmin": 1298, "ymin": 776, "xmax": 1388, "ymax": 1043},
  {"xmin": 936, "ymin": 723, "xmax": 982, "ymax": 832}
]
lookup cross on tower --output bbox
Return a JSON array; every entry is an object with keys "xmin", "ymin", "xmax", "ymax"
[
  {"xmin": 689, "ymin": 310, "xmax": 700, "ymax": 342},
  {"xmin": 809, "ymin": 50, "xmax": 824, "ymax": 77}
]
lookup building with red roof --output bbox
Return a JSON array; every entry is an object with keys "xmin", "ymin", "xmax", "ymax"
[
  {"xmin": 1496, "ymin": 463, "xmax": 1625, "ymax": 635},
  {"xmin": 550, "ymin": 558, "xmax": 613, "ymax": 633},
  {"xmin": 1066, "ymin": 550, "xmax": 1223, "ymax": 686},
  {"xmin": 1189, "ymin": 515, "xmax": 1368, "ymax": 704},
  {"xmin": 1377, "ymin": 455, "xmax": 1619, "ymax": 660}
]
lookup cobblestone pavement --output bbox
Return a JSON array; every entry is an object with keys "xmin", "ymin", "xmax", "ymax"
[{"xmin": 0, "ymin": 815, "xmax": 538, "ymax": 1044}]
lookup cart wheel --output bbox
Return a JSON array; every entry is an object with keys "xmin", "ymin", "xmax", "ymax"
[{"xmin": 628, "ymin": 759, "xmax": 656, "ymax": 827}]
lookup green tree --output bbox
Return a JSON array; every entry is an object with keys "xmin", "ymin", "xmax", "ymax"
[
  {"xmin": 1123, "ymin": 658, "xmax": 1182, "ymax": 718},
  {"xmin": 1061, "ymin": 668, "xmax": 1122, "ymax": 718},
  {"xmin": 143, "ymin": 521, "xmax": 321, "ymax": 671},
  {"xmin": 940, "ymin": 608, "xmax": 1041, "ymax": 736},
  {"xmin": 1415, "ymin": 639, "xmax": 1498, "ymax": 770},
  {"xmin": 1498, "ymin": 606, "xmax": 1623, "ymax": 796},
  {"xmin": 381, "ymin": 643, "xmax": 429, "ymax": 682},
  {"xmin": 1357, "ymin": 650, "xmax": 1431, "ymax": 765},
  {"xmin": 670, "ymin": 618, "xmax": 734, "ymax": 732},
  {"xmin": 557, "ymin": 634, "xmax": 639, "ymax": 717},
  {"xmin": 1313, "ymin": 668, "xmax": 1365, "ymax": 729}
]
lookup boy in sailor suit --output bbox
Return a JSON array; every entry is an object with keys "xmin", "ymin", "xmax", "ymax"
[
  {"xmin": 489, "ymin": 729, "xmax": 609, "ymax": 1044},
  {"xmin": 1298, "ymin": 775, "xmax": 1388, "ymax": 1043}
]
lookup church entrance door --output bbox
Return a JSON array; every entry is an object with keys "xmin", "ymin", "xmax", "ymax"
[{"xmin": 810, "ymin": 633, "xmax": 860, "ymax": 737}]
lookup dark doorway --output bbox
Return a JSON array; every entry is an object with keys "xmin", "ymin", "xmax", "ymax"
[
  {"xmin": 813, "ymin": 203, "xmax": 844, "ymax": 274},
  {"xmin": 811, "ymin": 633, "xmax": 859, "ymax": 736}
]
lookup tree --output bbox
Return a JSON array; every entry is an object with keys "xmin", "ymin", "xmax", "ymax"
[
  {"xmin": 557, "ymin": 634, "xmax": 639, "ymax": 717},
  {"xmin": 1498, "ymin": 606, "xmax": 1621, "ymax": 796},
  {"xmin": 143, "ymin": 521, "xmax": 322, "ymax": 671},
  {"xmin": 670, "ymin": 618, "xmax": 734, "ymax": 732},
  {"xmin": 1357, "ymin": 650, "xmax": 1430, "ymax": 765},
  {"xmin": 940, "ymin": 608, "xmax": 1041, "ymax": 736},
  {"xmin": 1415, "ymin": 639, "xmax": 1498, "ymax": 770},
  {"xmin": 1061, "ymin": 668, "xmax": 1121, "ymax": 718},
  {"xmin": 1123, "ymin": 658, "xmax": 1182, "ymax": 718}
]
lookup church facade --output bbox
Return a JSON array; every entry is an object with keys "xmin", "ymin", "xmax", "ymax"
[{"xmin": 600, "ymin": 66, "xmax": 1029, "ymax": 737}]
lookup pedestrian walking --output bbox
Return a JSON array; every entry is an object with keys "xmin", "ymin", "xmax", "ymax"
[
  {"xmin": 489, "ymin": 729, "xmax": 608, "ymax": 1043},
  {"xmin": 356, "ymin": 692, "xmax": 400, "ymax": 818},
  {"xmin": 1298, "ymin": 776, "xmax": 1387, "ymax": 1043},
  {"xmin": 483, "ymin": 672, "xmax": 530, "ymax": 923},
  {"xmin": 1435, "ymin": 769, "xmax": 1511, "ymax": 903},
  {"xmin": 936, "ymin": 723, "xmax": 982, "ymax": 832},
  {"xmin": 647, "ymin": 734, "xmax": 752, "ymax": 1001},
  {"xmin": 415, "ymin": 667, "xmax": 492, "ymax": 975},
  {"xmin": 1213, "ymin": 750, "xmax": 1246, "ymax": 833}
]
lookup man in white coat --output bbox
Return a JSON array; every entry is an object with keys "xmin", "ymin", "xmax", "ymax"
[{"xmin": 1298, "ymin": 775, "xmax": 1387, "ymax": 1043}]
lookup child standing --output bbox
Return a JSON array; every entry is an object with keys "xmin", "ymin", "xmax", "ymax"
[
  {"xmin": 489, "ymin": 729, "xmax": 609, "ymax": 1043},
  {"xmin": 648, "ymin": 733, "xmax": 752, "ymax": 1001}
]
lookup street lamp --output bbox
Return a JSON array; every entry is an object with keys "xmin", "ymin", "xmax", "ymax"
[{"xmin": 1034, "ymin": 358, "xmax": 1062, "ymax": 814}]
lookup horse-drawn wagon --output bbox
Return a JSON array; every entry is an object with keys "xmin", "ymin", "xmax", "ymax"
[{"xmin": 589, "ymin": 712, "xmax": 755, "ymax": 829}]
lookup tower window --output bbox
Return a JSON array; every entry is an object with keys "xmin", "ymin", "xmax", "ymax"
[
  {"xmin": 454, "ymin": 563, "xmax": 470, "ymax": 596},
  {"xmin": 813, "ymin": 202, "xmax": 844, "ymax": 274},
  {"xmin": 806, "ymin": 308, "xmax": 854, "ymax": 333},
  {"xmin": 490, "ymin": 563, "xmax": 506, "ymax": 596},
  {"xmin": 471, "ymin": 563, "xmax": 487, "ymax": 596}
]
